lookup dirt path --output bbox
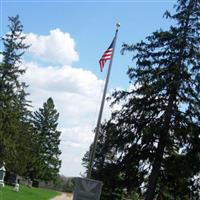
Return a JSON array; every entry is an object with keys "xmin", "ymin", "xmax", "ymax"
[{"xmin": 51, "ymin": 192, "xmax": 73, "ymax": 200}]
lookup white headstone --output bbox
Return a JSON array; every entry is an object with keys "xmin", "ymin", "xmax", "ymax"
[{"xmin": 0, "ymin": 163, "xmax": 6, "ymax": 187}]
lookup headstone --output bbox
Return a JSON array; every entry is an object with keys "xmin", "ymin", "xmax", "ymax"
[
  {"xmin": 28, "ymin": 178, "xmax": 33, "ymax": 188},
  {"xmin": 73, "ymin": 177, "xmax": 102, "ymax": 200},
  {"xmin": 13, "ymin": 183, "xmax": 19, "ymax": 192},
  {"xmin": 5, "ymin": 172, "xmax": 17, "ymax": 186},
  {"xmin": 32, "ymin": 180, "xmax": 39, "ymax": 188},
  {"xmin": 0, "ymin": 163, "xmax": 6, "ymax": 187}
]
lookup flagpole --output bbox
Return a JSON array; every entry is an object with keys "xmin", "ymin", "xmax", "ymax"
[{"xmin": 87, "ymin": 23, "xmax": 120, "ymax": 179}]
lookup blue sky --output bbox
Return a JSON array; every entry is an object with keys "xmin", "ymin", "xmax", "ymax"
[{"xmin": 1, "ymin": 0, "xmax": 176, "ymax": 177}]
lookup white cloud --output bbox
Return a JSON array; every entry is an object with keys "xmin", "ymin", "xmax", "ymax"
[
  {"xmin": 23, "ymin": 61, "xmax": 103, "ymax": 96},
  {"xmin": 25, "ymin": 29, "xmax": 79, "ymax": 65},
  {"xmin": 22, "ymin": 61, "xmax": 112, "ymax": 177},
  {"xmin": 59, "ymin": 126, "xmax": 94, "ymax": 176},
  {"xmin": 61, "ymin": 127, "xmax": 94, "ymax": 147},
  {"xmin": 21, "ymin": 29, "xmax": 116, "ymax": 177},
  {"xmin": 0, "ymin": 54, "xmax": 3, "ymax": 63}
]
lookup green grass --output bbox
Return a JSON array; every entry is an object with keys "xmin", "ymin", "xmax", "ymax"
[{"xmin": 0, "ymin": 185, "xmax": 59, "ymax": 200}]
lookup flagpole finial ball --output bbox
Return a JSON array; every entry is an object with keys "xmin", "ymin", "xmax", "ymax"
[{"xmin": 116, "ymin": 22, "xmax": 120, "ymax": 28}]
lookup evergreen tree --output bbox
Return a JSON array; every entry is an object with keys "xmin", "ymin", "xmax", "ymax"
[
  {"xmin": 83, "ymin": 121, "xmax": 142, "ymax": 200},
  {"xmin": 119, "ymin": 0, "xmax": 199, "ymax": 199},
  {"xmin": 84, "ymin": 0, "xmax": 200, "ymax": 199},
  {"xmin": 0, "ymin": 15, "xmax": 32, "ymax": 175},
  {"xmin": 83, "ymin": 121, "xmax": 124, "ymax": 200},
  {"xmin": 31, "ymin": 97, "xmax": 61, "ymax": 182}
]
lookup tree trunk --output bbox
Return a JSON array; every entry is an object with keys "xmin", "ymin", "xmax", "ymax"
[
  {"xmin": 145, "ymin": 92, "xmax": 175, "ymax": 200},
  {"xmin": 145, "ymin": 134, "xmax": 166, "ymax": 200}
]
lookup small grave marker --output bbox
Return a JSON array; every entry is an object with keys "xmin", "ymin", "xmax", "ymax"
[{"xmin": 0, "ymin": 163, "xmax": 6, "ymax": 187}]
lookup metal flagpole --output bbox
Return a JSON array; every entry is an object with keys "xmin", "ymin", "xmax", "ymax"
[{"xmin": 87, "ymin": 23, "xmax": 120, "ymax": 179}]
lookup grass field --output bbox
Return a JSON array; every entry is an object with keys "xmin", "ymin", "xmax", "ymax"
[{"xmin": 0, "ymin": 185, "xmax": 59, "ymax": 200}]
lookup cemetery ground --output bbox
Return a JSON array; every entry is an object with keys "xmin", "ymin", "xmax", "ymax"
[
  {"xmin": 51, "ymin": 192, "xmax": 73, "ymax": 200},
  {"xmin": 0, "ymin": 184, "xmax": 61, "ymax": 200}
]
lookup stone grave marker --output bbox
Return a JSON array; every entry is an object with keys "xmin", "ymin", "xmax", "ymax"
[{"xmin": 73, "ymin": 177, "xmax": 102, "ymax": 200}]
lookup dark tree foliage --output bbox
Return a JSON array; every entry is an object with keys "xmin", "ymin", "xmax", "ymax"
[
  {"xmin": 83, "ymin": 121, "xmax": 127, "ymax": 200},
  {"xmin": 119, "ymin": 0, "xmax": 199, "ymax": 199},
  {"xmin": 83, "ymin": 0, "xmax": 200, "ymax": 200},
  {"xmin": 30, "ymin": 97, "xmax": 61, "ymax": 182},
  {"xmin": 83, "ymin": 121, "xmax": 145, "ymax": 200},
  {"xmin": 0, "ymin": 15, "xmax": 32, "ymax": 175}
]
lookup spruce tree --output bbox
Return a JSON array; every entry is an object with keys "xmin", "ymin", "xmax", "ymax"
[
  {"xmin": 84, "ymin": 0, "xmax": 200, "ymax": 199},
  {"xmin": 118, "ymin": 0, "xmax": 200, "ymax": 199},
  {"xmin": 82, "ymin": 121, "xmax": 125, "ymax": 200},
  {"xmin": 83, "ymin": 120, "xmax": 142, "ymax": 200},
  {"xmin": 31, "ymin": 97, "xmax": 61, "ymax": 182},
  {"xmin": 0, "ymin": 15, "xmax": 31, "ymax": 174}
]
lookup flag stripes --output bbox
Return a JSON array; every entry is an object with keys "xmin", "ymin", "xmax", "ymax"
[{"xmin": 99, "ymin": 39, "xmax": 114, "ymax": 72}]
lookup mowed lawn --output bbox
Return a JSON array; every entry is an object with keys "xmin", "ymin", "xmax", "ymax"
[{"xmin": 0, "ymin": 185, "xmax": 59, "ymax": 200}]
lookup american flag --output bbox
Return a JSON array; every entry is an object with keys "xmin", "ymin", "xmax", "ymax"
[{"xmin": 99, "ymin": 39, "xmax": 114, "ymax": 72}]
